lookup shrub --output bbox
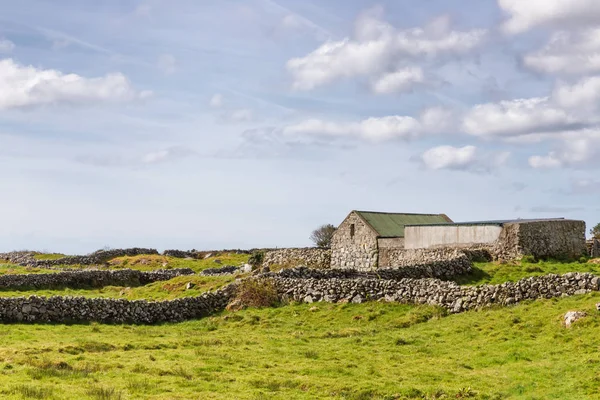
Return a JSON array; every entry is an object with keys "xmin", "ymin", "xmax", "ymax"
[
  {"xmin": 248, "ymin": 251, "xmax": 265, "ymax": 268},
  {"xmin": 232, "ymin": 279, "xmax": 279, "ymax": 308},
  {"xmin": 580, "ymin": 256, "xmax": 589, "ymax": 264},
  {"xmin": 591, "ymin": 222, "xmax": 600, "ymax": 239},
  {"xmin": 521, "ymin": 255, "xmax": 537, "ymax": 264},
  {"xmin": 310, "ymin": 224, "xmax": 336, "ymax": 248}
]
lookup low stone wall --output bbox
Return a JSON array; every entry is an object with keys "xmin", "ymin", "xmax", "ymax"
[
  {"xmin": 262, "ymin": 248, "xmax": 331, "ymax": 269},
  {"xmin": 267, "ymin": 260, "xmax": 471, "ymax": 280},
  {"xmin": 270, "ymin": 272, "xmax": 599, "ymax": 313},
  {"xmin": 0, "ymin": 267, "xmax": 598, "ymax": 323},
  {"xmin": 0, "ymin": 248, "xmax": 159, "ymax": 268},
  {"xmin": 0, "ymin": 287, "xmax": 235, "ymax": 323},
  {"xmin": 0, "ymin": 269, "xmax": 194, "ymax": 290},
  {"xmin": 201, "ymin": 266, "xmax": 240, "ymax": 276}
]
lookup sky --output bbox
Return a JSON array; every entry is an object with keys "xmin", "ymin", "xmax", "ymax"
[{"xmin": 0, "ymin": 0, "xmax": 599, "ymax": 254}]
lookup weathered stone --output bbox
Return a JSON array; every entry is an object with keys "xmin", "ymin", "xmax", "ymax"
[{"xmin": 564, "ymin": 311, "xmax": 587, "ymax": 328}]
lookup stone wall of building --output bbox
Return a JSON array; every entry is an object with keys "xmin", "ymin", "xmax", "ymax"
[
  {"xmin": 0, "ymin": 269, "xmax": 194, "ymax": 290},
  {"xmin": 377, "ymin": 237, "xmax": 405, "ymax": 249},
  {"xmin": 495, "ymin": 220, "xmax": 587, "ymax": 260},
  {"xmin": 262, "ymin": 248, "xmax": 331, "ymax": 269},
  {"xmin": 330, "ymin": 212, "xmax": 378, "ymax": 270},
  {"xmin": 589, "ymin": 239, "xmax": 600, "ymax": 258}
]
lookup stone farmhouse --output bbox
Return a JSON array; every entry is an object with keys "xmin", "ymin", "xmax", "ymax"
[{"xmin": 331, "ymin": 210, "xmax": 587, "ymax": 270}]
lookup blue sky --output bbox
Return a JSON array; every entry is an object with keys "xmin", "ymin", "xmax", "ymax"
[{"xmin": 0, "ymin": 0, "xmax": 599, "ymax": 253}]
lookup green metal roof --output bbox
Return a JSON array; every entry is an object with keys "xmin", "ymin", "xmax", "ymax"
[{"xmin": 355, "ymin": 211, "xmax": 452, "ymax": 238}]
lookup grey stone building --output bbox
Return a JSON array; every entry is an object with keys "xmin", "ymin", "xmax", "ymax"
[{"xmin": 330, "ymin": 210, "xmax": 453, "ymax": 269}]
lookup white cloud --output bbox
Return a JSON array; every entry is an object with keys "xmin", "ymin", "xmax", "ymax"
[
  {"xmin": 529, "ymin": 129, "xmax": 600, "ymax": 168},
  {"xmin": 499, "ymin": 0, "xmax": 600, "ymax": 34},
  {"xmin": 529, "ymin": 153, "xmax": 563, "ymax": 169},
  {"xmin": 524, "ymin": 29, "xmax": 600, "ymax": 75},
  {"xmin": 462, "ymin": 97, "xmax": 576, "ymax": 138},
  {"xmin": 0, "ymin": 58, "xmax": 149, "ymax": 110},
  {"xmin": 142, "ymin": 147, "xmax": 195, "ymax": 164},
  {"xmin": 209, "ymin": 93, "xmax": 224, "ymax": 108},
  {"xmin": 552, "ymin": 76, "xmax": 600, "ymax": 111},
  {"xmin": 371, "ymin": 67, "xmax": 425, "ymax": 94},
  {"xmin": 462, "ymin": 76, "xmax": 600, "ymax": 139},
  {"xmin": 157, "ymin": 54, "xmax": 177, "ymax": 75},
  {"xmin": 286, "ymin": 11, "xmax": 485, "ymax": 90},
  {"xmin": 421, "ymin": 145, "xmax": 477, "ymax": 170},
  {"xmin": 282, "ymin": 116, "xmax": 420, "ymax": 142},
  {"xmin": 420, "ymin": 145, "xmax": 510, "ymax": 172},
  {"xmin": 228, "ymin": 109, "xmax": 254, "ymax": 123},
  {"xmin": 281, "ymin": 107, "xmax": 454, "ymax": 143},
  {"xmin": 0, "ymin": 38, "xmax": 15, "ymax": 53}
]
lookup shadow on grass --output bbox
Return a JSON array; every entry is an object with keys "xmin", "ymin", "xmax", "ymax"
[{"xmin": 453, "ymin": 266, "xmax": 492, "ymax": 285}]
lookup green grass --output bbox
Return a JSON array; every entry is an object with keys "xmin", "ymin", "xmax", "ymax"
[
  {"xmin": 0, "ymin": 295, "xmax": 599, "ymax": 398},
  {"xmin": 456, "ymin": 259, "xmax": 600, "ymax": 285},
  {"xmin": 33, "ymin": 253, "xmax": 67, "ymax": 261},
  {"xmin": 0, "ymin": 274, "xmax": 240, "ymax": 301},
  {"xmin": 0, "ymin": 264, "xmax": 58, "ymax": 276}
]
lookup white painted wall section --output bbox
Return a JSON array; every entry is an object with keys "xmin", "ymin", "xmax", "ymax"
[{"xmin": 404, "ymin": 225, "xmax": 503, "ymax": 249}]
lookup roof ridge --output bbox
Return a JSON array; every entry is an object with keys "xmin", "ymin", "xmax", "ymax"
[{"xmin": 354, "ymin": 210, "xmax": 447, "ymax": 216}]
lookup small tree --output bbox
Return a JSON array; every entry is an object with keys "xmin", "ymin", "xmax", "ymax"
[
  {"xmin": 310, "ymin": 224, "xmax": 336, "ymax": 248},
  {"xmin": 591, "ymin": 223, "xmax": 600, "ymax": 239}
]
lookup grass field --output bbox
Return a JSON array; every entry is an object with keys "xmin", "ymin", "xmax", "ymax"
[
  {"xmin": 457, "ymin": 259, "xmax": 600, "ymax": 285},
  {"xmin": 0, "ymin": 294, "xmax": 599, "ymax": 399},
  {"xmin": 1, "ymin": 256, "xmax": 599, "ymax": 399}
]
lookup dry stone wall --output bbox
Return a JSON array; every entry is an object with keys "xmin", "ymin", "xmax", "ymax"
[
  {"xmin": 330, "ymin": 212, "xmax": 378, "ymax": 270},
  {"xmin": 378, "ymin": 248, "xmax": 471, "ymax": 269},
  {"xmin": 0, "ymin": 248, "xmax": 159, "ymax": 268},
  {"xmin": 262, "ymin": 248, "xmax": 331, "ymax": 269},
  {"xmin": 0, "ymin": 269, "xmax": 194, "ymax": 290},
  {"xmin": 0, "ymin": 288, "xmax": 234, "ymax": 323},
  {"xmin": 270, "ymin": 271, "xmax": 599, "ymax": 313}
]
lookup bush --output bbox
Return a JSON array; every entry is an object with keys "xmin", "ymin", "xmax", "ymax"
[
  {"xmin": 521, "ymin": 255, "xmax": 537, "ymax": 264},
  {"xmin": 591, "ymin": 222, "xmax": 600, "ymax": 239},
  {"xmin": 248, "ymin": 251, "xmax": 265, "ymax": 268},
  {"xmin": 232, "ymin": 279, "xmax": 279, "ymax": 308},
  {"xmin": 310, "ymin": 224, "xmax": 336, "ymax": 248},
  {"xmin": 579, "ymin": 256, "xmax": 589, "ymax": 264}
]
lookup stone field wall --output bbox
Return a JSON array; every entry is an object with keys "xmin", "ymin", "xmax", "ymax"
[
  {"xmin": 378, "ymin": 248, "xmax": 472, "ymax": 269},
  {"xmin": 0, "ymin": 248, "xmax": 159, "ymax": 268},
  {"xmin": 262, "ymin": 248, "xmax": 331, "ymax": 269},
  {"xmin": 270, "ymin": 271, "xmax": 599, "ymax": 313},
  {"xmin": 0, "ymin": 287, "xmax": 235, "ymax": 323},
  {"xmin": 0, "ymin": 269, "xmax": 194, "ymax": 290}
]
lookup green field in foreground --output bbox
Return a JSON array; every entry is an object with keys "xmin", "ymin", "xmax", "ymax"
[{"xmin": 0, "ymin": 294, "xmax": 599, "ymax": 399}]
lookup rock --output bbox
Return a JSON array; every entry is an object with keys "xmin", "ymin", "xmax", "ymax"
[
  {"xmin": 185, "ymin": 282, "xmax": 195, "ymax": 290},
  {"xmin": 351, "ymin": 295, "xmax": 364, "ymax": 304},
  {"xmin": 564, "ymin": 311, "xmax": 587, "ymax": 328},
  {"xmin": 214, "ymin": 259, "xmax": 222, "ymax": 264},
  {"xmin": 204, "ymin": 253, "xmax": 213, "ymax": 259},
  {"xmin": 309, "ymin": 306, "xmax": 319, "ymax": 312},
  {"xmin": 596, "ymin": 303, "xmax": 600, "ymax": 311},
  {"xmin": 240, "ymin": 264, "xmax": 252, "ymax": 273},
  {"xmin": 303, "ymin": 295, "xmax": 314, "ymax": 303},
  {"xmin": 225, "ymin": 299, "xmax": 244, "ymax": 312}
]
